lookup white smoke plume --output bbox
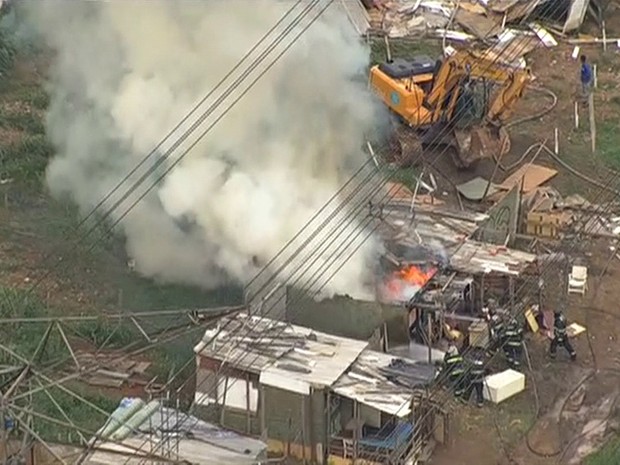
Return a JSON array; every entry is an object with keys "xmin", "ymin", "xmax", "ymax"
[{"xmin": 21, "ymin": 0, "xmax": 386, "ymax": 300}]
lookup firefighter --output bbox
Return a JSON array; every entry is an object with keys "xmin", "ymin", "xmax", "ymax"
[
  {"xmin": 550, "ymin": 310, "xmax": 576, "ymax": 361},
  {"xmin": 485, "ymin": 299, "xmax": 504, "ymax": 353},
  {"xmin": 464, "ymin": 352, "xmax": 486, "ymax": 407},
  {"xmin": 503, "ymin": 318, "xmax": 523, "ymax": 369},
  {"xmin": 443, "ymin": 342, "xmax": 465, "ymax": 399}
]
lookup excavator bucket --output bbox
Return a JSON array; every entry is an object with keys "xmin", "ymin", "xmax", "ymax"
[{"xmin": 453, "ymin": 126, "xmax": 511, "ymax": 169}]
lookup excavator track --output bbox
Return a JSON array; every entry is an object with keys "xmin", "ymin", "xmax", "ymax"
[
  {"xmin": 389, "ymin": 124, "xmax": 511, "ymax": 170},
  {"xmin": 388, "ymin": 124, "xmax": 423, "ymax": 167}
]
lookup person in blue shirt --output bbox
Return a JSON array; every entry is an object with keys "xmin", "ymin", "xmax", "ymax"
[{"xmin": 580, "ymin": 55, "xmax": 593, "ymax": 97}]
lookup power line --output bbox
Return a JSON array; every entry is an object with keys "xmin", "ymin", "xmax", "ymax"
[
  {"xmin": 0, "ymin": 1, "xmax": 604, "ymax": 462},
  {"xmin": 134, "ymin": 8, "xmax": 568, "ymax": 460},
  {"xmin": 359, "ymin": 172, "xmax": 620, "ymax": 465},
  {"xmin": 3, "ymin": 0, "xmax": 313, "ymax": 310}
]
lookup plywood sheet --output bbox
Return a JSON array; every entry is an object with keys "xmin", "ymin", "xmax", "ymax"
[
  {"xmin": 455, "ymin": 9, "xmax": 503, "ymax": 39},
  {"xmin": 505, "ymin": 0, "xmax": 542, "ymax": 22},
  {"xmin": 457, "ymin": 176, "xmax": 499, "ymax": 200},
  {"xmin": 488, "ymin": 0, "xmax": 520, "ymax": 13},
  {"xmin": 499, "ymin": 164, "xmax": 558, "ymax": 193}
]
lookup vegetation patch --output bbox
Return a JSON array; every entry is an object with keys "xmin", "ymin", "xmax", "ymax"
[{"xmin": 585, "ymin": 436, "xmax": 620, "ymax": 465}]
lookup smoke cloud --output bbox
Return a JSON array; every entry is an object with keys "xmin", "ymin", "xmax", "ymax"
[{"xmin": 21, "ymin": 0, "xmax": 386, "ymax": 300}]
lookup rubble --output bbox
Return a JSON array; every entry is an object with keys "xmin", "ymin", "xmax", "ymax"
[{"xmin": 357, "ymin": 0, "xmax": 592, "ymax": 58}]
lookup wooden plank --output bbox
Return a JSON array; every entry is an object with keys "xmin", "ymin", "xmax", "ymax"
[
  {"xmin": 499, "ymin": 164, "xmax": 558, "ymax": 193},
  {"xmin": 589, "ymin": 93, "xmax": 596, "ymax": 153},
  {"xmin": 86, "ymin": 376, "xmax": 124, "ymax": 388},
  {"xmin": 524, "ymin": 307, "xmax": 539, "ymax": 333}
]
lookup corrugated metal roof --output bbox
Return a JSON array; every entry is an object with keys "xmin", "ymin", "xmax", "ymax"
[
  {"xmin": 89, "ymin": 437, "xmax": 262, "ymax": 465},
  {"xmin": 194, "ymin": 313, "xmax": 368, "ymax": 393},
  {"xmin": 378, "ymin": 202, "xmax": 485, "ymax": 257},
  {"xmin": 378, "ymin": 202, "xmax": 536, "ymax": 276},
  {"xmin": 87, "ymin": 404, "xmax": 266, "ymax": 465},
  {"xmin": 332, "ymin": 349, "xmax": 437, "ymax": 418}
]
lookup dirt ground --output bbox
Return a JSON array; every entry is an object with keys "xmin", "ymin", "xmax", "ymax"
[
  {"xmin": 428, "ymin": 16, "xmax": 620, "ymax": 465},
  {"xmin": 1, "ymin": 10, "xmax": 620, "ymax": 465}
]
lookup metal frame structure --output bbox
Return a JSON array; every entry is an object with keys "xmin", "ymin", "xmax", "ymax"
[{"xmin": 0, "ymin": 306, "xmax": 242, "ymax": 464}]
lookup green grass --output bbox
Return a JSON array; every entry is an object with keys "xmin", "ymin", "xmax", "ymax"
[
  {"xmin": 0, "ymin": 108, "xmax": 45, "ymax": 133},
  {"xmin": 0, "ymin": 134, "xmax": 53, "ymax": 183},
  {"xmin": 28, "ymin": 385, "xmax": 118, "ymax": 445},
  {"xmin": 8, "ymin": 84, "xmax": 50, "ymax": 110},
  {"xmin": 0, "ymin": 28, "xmax": 16, "ymax": 76},
  {"xmin": 369, "ymin": 37, "xmax": 442, "ymax": 65},
  {"xmin": 597, "ymin": 118, "xmax": 620, "ymax": 169},
  {"xmin": 585, "ymin": 436, "xmax": 620, "ymax": 465},
  {"xmin": 390, "ymin": 167, "xmax": 422, "ymax": 191}
]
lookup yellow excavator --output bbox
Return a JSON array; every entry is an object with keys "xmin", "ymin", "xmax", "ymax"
[{"xmin": 369, "ymin": 49, "xmax": 532, "ymax": 168}]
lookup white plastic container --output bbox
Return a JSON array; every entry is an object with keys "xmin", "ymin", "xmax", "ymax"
[{"xmin": 483, "ymin": 369, "xmax": 525, "ymax": 403}]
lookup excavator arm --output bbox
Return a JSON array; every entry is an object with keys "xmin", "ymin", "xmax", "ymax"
[
  {"xmin": 367, "ymin": 48, "xmax": 532, "ymax": 169},
  {"xmin": 426, "ymin": 49, "xmax": 532, "ymax": 126}
]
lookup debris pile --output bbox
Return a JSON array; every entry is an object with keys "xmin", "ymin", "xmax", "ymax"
[
  {"xmin": 72, "ymin": 350, "xmax": 154, "ymax": 390},
  {"xmin": 370, "ymin": 0, "xmax": 588, "ymax": 41}
]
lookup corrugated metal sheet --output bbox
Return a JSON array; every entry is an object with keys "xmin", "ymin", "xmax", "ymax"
[
  {"xmin": 195, "ymin": 313, "xmax": 368, "ymax": 393},
  {"xmin": 332, "ymin": 349, "xmax": 436, "ymax": 418},
  {"xmin": 378, "ymin": 202, "xmax": 536, "ymax": 276},
  {"xmin": 563, "ymin": 0, "xmax": 589, "ymax": 32},
  {"xmin": 87, "ymin": 406, "xmax": 266, "ymax": 465}
]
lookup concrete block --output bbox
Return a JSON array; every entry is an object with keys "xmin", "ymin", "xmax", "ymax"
[{"xmin": 483, "ymin": 369, "xmax": 525, "ymax": 404}]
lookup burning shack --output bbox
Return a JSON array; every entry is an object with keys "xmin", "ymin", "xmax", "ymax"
[{"xmin": 376, "ymin": 200, "xmax": 537, "ymax": 356}]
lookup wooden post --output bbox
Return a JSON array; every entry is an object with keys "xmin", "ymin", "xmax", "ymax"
[
  {"xmin": 325, "ymin": 391, "xmax": 331, "ymax": 463},
  {"xmin": 574, "ymin": 101, "xmax": 579, "ymax": 129},
  {"xmin": 426, "ymin": 311, "xmax": 432, "ymax": 363},
  {"xmin": 286, "ymin": 414, "xmax": 292, "ymax": 457},
  {"xmin": 308, "ymin": 391, "xmax": 315, "ymax": 464},
  {"xmin": 219, "ymin": 376, "xmax": 228, "ymax": 425},
  {"xmin": 593, "ymin": 64, "xmax": 598, "ymax": 88},
  {"xmin": 260, "ymin": 386, "xmax": 266, "ymax": 438},
  {"xmin": 301, "ymin": 395, "xmax": 307, "ymax": 464},
  {"xmin": 352, "ymin": 400, "xmax": 359, "ymax": 462},
  {"xmin": 245, "ymin": 374, "xmax": 251, "ymax": 434},
  {"xmin": 589, "ymin": 93, "xmax": 596, "ymax": 153}
]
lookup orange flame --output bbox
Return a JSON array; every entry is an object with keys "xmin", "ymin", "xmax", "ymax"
[
  {"xmin": 396, "ymin": 264, "xmax": 435, "ymax": 287},
  {"xmin": 380, "ymin": 264, "xmax": 437, "ymax": 302}
]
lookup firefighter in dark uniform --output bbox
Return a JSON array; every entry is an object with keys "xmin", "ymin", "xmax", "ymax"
[
  {"xmin": 485, "ymin": 300, "xmax": 504, "ymax": 354},
  {"xmin": 443, "ymin": 343, "xmax": 465, "ymax": 399},
  {"xmin": 464, "ymin": 351, "xmax": 486, "ymax": 407},
  {"xmin": 503, "ymin": 318, "xmax": 523, "ymax": 369},
  {"xmin": 550, "ymin": 310, "xmax": 577, "ymax": 361}
]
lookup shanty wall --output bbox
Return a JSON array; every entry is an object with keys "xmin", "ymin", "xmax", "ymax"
[
  {"xmin": 262, "ymin": 385, "xmax": 327, "ymax": 464},
  {"xmin": 195, "ymin": 355, "xmax": 329, "ymax": 463},
  {"xmin": 286, "ymin": 288, "xmax": 408, "ymax": 347}
]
